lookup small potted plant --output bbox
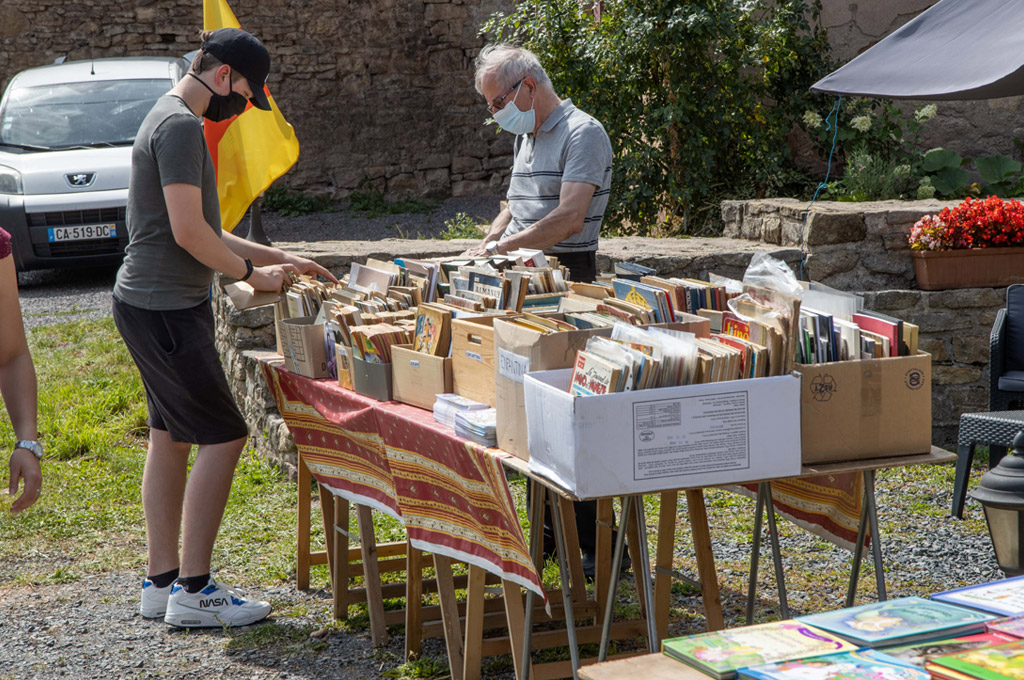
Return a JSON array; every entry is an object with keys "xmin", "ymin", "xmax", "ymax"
[{"xmin": 908, "ymin": 195, "xmax": 1024, "ymax": 290}]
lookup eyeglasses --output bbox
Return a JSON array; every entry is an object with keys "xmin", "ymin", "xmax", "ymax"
[{"xmin": 487, "ymin": 78, "xmax": 524, "ymax": 114}]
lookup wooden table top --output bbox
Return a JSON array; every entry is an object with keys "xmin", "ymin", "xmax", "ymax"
[
  {"xmin": 501, "ymin": 446, "xmax": 955, "ymax": 501},
  {"xmin": 579, "ymin": 653, "xmax": 706, "ymax": 680}
]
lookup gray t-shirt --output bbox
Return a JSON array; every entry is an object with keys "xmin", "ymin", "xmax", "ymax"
[
  {"xmin": 114, "ymin": 95, "xmax": 221, "ymax": 310},
  {"xmin": 501, "ymin": 99, "xmax": 612, "ymax": 253}
]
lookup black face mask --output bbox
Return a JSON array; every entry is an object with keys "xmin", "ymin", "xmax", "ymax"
[{"xmin": 188, "ymin": 72, "xmax": 249, "ymax": 122}]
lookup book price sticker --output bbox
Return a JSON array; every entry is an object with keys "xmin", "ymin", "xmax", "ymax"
[{"xmin": 632, "ymin": 391, "xmax": 751, "ymax": 481}]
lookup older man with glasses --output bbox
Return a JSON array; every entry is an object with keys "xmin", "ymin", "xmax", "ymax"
[
  {"xmin": 465, "ymin": 43, "xmax": 613, "ymax": 286},
  {"xmin": 467, "ymin": 44, "xmax": 620, "ymax": 578}
]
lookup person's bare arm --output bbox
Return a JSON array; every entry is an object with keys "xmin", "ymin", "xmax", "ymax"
[
  {"xmin": 463, "ymin": 206, "xmax": 513, "ymax": 257},
  {"xmin": 164, "ymin": 183, "xmax": 297, "ymax": 291},
  {"xmin": 0, "ymin": 255, "xmax": 40, "ymax": 514},
  {"xmin": 490, "ymin": 181, "xmax": 596, "ymax": 254},
  {"xmin": 221, "ymin": 230, "xmax": 338, "ymax": 283}
]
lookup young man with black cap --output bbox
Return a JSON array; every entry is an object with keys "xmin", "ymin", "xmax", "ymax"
[{"xmin": 113, "ymin": 27, "xmax": 336, "ymax": 628}]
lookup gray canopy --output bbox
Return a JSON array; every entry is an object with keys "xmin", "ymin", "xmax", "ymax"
[{"xmin": 811, "ymin": 0, "xmax": 1024, "ymax": 100}]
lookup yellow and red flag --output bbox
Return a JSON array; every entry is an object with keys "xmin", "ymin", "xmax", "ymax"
[{"xmin": 202, "ymin": 0, "xmax": 299, "ymax": 232}]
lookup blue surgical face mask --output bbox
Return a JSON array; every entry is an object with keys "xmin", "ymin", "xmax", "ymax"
[{"xmin": 492, "ymin": 81, "xmax": 535, "ymax": 136}]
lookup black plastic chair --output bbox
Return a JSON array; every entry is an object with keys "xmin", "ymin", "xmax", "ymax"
[{"xmin": 990, "ymin": 284, "xmax": 1024, "ymax": 412}]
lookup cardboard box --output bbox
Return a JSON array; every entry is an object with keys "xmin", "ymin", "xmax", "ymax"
[
  {"xmin": 451, "ymin": 316, "xmax": 502, "ymax": 406},
  {"xmin": 796, "ymin": 351, "xmax": 931, "ymax": 464},
  {"xmin": 523, "ymin": 369, "xmax": 801, "ymax": 498},
  {"xmin": 392, "ymin": 344, "xmax": 452, "ymax": 410},
  {"xmin": 279, "ymin": 316, "xmax": 329, "ymax": 378},
  {"xmin": 495, "ymin": 315, "xmax": 712, "ymax": 461},
  {"xmin": 494, "ymin": 317, "xmax": 614, "ymax": 460},
  {"xmin": 352, "ymin": 355, "xmax": 393, "ymax": 402}
]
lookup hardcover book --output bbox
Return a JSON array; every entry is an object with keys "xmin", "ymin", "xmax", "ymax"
[
  {"xmin": 932, "ymin": 575, "xmax": 1024, "ymax": 617},
  {"xmin": 880, "ymin": 632, "xmax": 1018, "ymax": 667},
  {"xmin": 987, "ymin": 613, "xmax": 1024, "ymax": 638},
  {"xmin": 796, "ymin": 597, "xmax": 995, "ymax": 648},
  {"xmin": 661, "ymin": 620, "xmax": 856, "ymax": 680},
  {"xmin": 927, "ymin": 639, "xmax": 1024, "ymax": 680},
  {"xmin": 738, "ymin": 649, "xmax": 929, "ymax": 680}
]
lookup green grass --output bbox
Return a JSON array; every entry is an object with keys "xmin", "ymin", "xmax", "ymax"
[{"xmin": 382, "ymin": 653, "xmax": 450, "ymax": 678}]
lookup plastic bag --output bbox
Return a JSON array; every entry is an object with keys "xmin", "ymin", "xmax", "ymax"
[{"xmin": 742, "ymin": 252, "xmax": 803, "ymax": 298}]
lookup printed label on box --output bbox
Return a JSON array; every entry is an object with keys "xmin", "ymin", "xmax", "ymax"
[
  {"xmin": 632, "ymin": 391, "xmax": 750, "ymax": 480},
  {"xmin": 465, "ymin": 350, "xmax": 482, "ymax": 362},
  {"xmin": 497, "ymin": 348, "xmax": 530, "ymax": 384}
]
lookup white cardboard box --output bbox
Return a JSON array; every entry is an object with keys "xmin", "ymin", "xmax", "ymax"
[{"xmin": 523, "ymin": 369, "xmax": 802, "ymax": 498}]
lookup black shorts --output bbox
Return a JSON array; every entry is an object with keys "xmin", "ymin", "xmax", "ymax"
[
  {"xmin": 112, "ymin": 295, "xmax": 248, "ymax": 445},
  {"xmin": 554, "ymin": 250, "xmax": 597, "ymax": 283}
]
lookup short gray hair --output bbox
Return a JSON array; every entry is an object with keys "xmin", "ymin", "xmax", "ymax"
[{"xmin": 474, "ymin": 44, "xmax": 551, "ymax": 94}]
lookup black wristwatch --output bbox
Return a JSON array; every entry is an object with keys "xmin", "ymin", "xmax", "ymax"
[{"xmin": 240, "ymin": 258, "xmax": 254, "ymax": 281}]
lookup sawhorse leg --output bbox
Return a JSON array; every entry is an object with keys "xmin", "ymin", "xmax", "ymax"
[
  {"xmin": 745, "ymin": 482, "xmax": 789, "ymax": 624},
  {"xmin": 846, "ymin": 470, "xmax": 887, "ymax": 606},
  {"xmin": 356, "ymin": 504, "xmax": 389, "ymax": 646}
]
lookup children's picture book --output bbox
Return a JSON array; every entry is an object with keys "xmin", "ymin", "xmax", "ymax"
[
  {"xmin": 796, "ymin": 597, "xmax": 995, "ymax": 648},
  {"xmin": 412, "ymin": 303, "xmax": 452, "ymax": 357},
  {"xmin": 932, "ymin": 575, "xmax": 1024, "ymax": 617},
  {"xmin": 986, "ymin": 613, "xmax": 1024, "ymax": 638},
  {"xmin": 737, "ymin": 649, "xmax": 929, "ymax": 680},
  {"xmin": 661, "ymin": 620, "xmax": 856, "ymax": 680},
  {"xmin": 926, "ymin": 638, "xmax": 1024, "ymax": 680},
  {"xmin": 569, "ymin": 350, "xmax": 624, "ymax": 397},
  {"xmin": 879, "ymin": 632, "xmax": 1018, "ymax": 667}
]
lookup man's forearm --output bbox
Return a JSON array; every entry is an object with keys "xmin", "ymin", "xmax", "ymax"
[
  {"xmin": 222, "ymin": 230, "xmax": 288, "ymax": 266},
  {"xmin": 495, "ymin": 205, "xmax": 581, "ymax": 252},
  {"xmin": 483, "ymin": 208, "xmax": 512, "ymax": 243}
]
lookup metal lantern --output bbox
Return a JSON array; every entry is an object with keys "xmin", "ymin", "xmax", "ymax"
[{"xmin": 970, "ymin": 430, "xmax": 1024, "ymax": 576}]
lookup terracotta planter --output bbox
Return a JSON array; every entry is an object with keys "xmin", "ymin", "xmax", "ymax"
[{"xmin": 911, "ymin": 247, "xmax": 1024, "ymax": 290}]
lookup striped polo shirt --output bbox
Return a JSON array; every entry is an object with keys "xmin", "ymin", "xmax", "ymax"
[{"xmin": 501, "ymin": 99, "xmax": 613, "ymax": 253}]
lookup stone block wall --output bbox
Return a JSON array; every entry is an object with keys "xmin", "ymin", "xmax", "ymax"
[
  {"xmin": 723, "ymin": 198, "xmax": 1006, "ymax": 449},
  {"xmin": 3, "ymin": 0, "xmax": 1019, "ymax": 202},
  {"xmin": 0, "ymin": 0, "xmax": 515, "ymax": 202}
]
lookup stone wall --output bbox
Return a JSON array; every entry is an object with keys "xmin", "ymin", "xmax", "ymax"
[
  {"xmin": 723, "ymin": 198, "xmax": 1005, "ymax": 449},
  {"xmin": 213, "ymin": 237, "xmax": 800, "ymax": 475},
  {"xmin": 2, "ymin": 0, "xmax": 1017, "ymax": 202},
  {"xmin": 0, "ymin": 0, "xmax": 515, "ymax": 201}
]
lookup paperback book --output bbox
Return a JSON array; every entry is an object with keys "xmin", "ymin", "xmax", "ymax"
[
  {"xmin": 661, "ymin": 620, "xmax": 856, "ymax": 680},
  {"xmin": 795, "ymin": 597, "xmax": 995, "ymax": 648}
]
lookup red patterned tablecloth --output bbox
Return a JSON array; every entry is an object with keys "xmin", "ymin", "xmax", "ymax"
[{"xmin": 260, "ymin": 360, "xmax": 544, "ymax": 599}]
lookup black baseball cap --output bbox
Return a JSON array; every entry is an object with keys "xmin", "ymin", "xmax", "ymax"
[{"xmin": 201, "ymin": 28, "xmax": 271, "ymax": 110}]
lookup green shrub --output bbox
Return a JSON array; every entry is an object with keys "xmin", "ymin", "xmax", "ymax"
[
  {"xmin": 262, "ymin": 186, "xmax": 335, "ymax": 216},
  {"xmin": 439, "ymin": 212, "xmax": 486, "ymax": 240},
  {"xmin": 482, "ymin": 0, "xmax": 832, "ymax": 235}
]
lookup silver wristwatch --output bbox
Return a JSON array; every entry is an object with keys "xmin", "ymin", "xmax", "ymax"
[
  {"xmin": 484, "ymin": 240, "xmax": 500, "ymax": 254},
  {"xmin": 15, "ymin": 440, "xmax": 43, "ymax": 460}
]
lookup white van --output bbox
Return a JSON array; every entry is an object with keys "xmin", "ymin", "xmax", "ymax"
[{"xmin": 0, "ymin": 56, "xmax": 189, "ymax": 271}]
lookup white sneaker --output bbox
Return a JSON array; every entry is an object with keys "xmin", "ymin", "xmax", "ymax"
[
  {"xmin": 164, "ymin": 579, "xmax": 271, "ymax": 628},
  {"xmin": 140, "ymin": 578, "xmax": 172, "ymax": 619}
]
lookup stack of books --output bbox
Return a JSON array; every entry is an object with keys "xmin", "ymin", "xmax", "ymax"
[
  {"xmin": 432, "ymin": 393, "xmax": 489, "ymax": 429},
  {"xmin": 660, "ymin": 578, "xmax": 1024, "ymax": 680},
  {"xmin": 453, "ymin": 407, "xmax": 497, "ymax": 447}
]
